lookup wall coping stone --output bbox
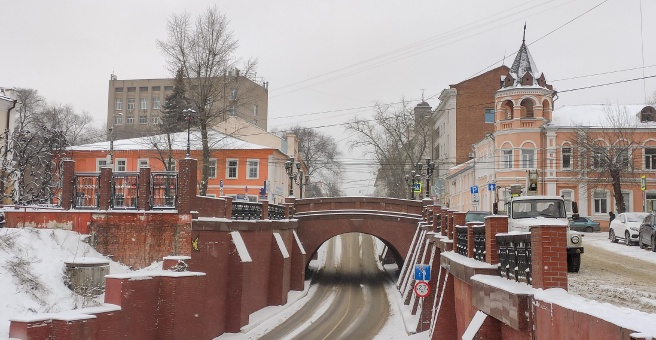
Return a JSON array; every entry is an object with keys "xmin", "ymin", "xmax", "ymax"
[{"xmin": 105, "ymin": 270, "xmax": 206, "ymax": 280}]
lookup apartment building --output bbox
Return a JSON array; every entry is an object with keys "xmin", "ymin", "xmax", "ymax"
[{"xmin": 107, "ymin": 72, "xmax": 269, "ymax": 140}]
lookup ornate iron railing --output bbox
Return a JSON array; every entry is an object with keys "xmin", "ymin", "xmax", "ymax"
[
  {"xmin": 455, "ymin": 226, "xmax": 468, "ymax": 256},
  {"xmin": 268, "ymin": 204, "xmax": 285, "ymax": 220},
  {"xmin": 151, "ymin": 172, "xmax": 177, "ymax": 209},
  {"xmin": 496, "ymin": 233, "xmax": 532, "ymax": 284},
  {"xmin": 473, "ymin": 225, "xmax": 486, "ymax": 262},
  {"xmin": 435, "ymin": 213, "xmax": 441, "ymax": 232},
  {"xmin": 232, "ymin": 201, "xmax": 262, "ymax": 220},
  {"xmin": 112, "ymin": 173, "xmax": 138, "ymax": 210},
  {"xmin": 73, "ymin": 173, "xmax": 100, "ymax": 209}
]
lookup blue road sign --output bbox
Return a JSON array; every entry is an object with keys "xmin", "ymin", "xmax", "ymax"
[
  {"xmin": 470, "ymin": 186, "xmax": 479, "ymax": 194},
  {"xmin": 488, "ymin": 183, "xmax": 496, "ymax": 191},
  {"xmin": 412, "ymin": 183, "xmax": 422, "ymax": 193},
  {"xmin": 414, "ymin": 264, "xmax": 431, "ymax": 281}
]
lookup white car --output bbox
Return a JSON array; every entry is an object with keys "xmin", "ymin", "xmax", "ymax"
[{"xmin": 609, "ymin": 212, "xmax": 649, "ymax": 245}]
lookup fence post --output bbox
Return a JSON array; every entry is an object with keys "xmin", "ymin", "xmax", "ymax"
[
  {"xmin": 138, "ymin": 167, "xmax": 151, "ymax": 211},
  {"xmin": 177, "ymin": 158, "xmax": 197, "ymax": 215},
  {"xmin": 61, "ymin": 159, "xmax": 75, "ymax": 210},
  {"xmin": 261, "ymin": 200, "xmax": 269, "ymax": 220},
  {"xmin": 531, "ymin": 225, "xmax": 568, "ymax": 290},
  {"xmin": 99, "ymin": 167, "xmax": 112, "ymax": 210},
  {"xmin": 485, "ymin": 215, "xmax": 508, "ymax": 265}
]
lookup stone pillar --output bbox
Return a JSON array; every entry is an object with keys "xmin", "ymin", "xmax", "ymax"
[
  {"xmin": 138, "ymin": 167, "xmax": 151, "ymax": 211},
  {"xmin": 485, "ymin": 216, "xmax": 508, "ymax": 265},
  {"xmin": 531, "ymin": 225, "xmax": 568, "ymax": 290},
  {"xmin": 261, "ymin": 200, "xmax": 269, "ymax": 220},
  {"xmin": 99, "ymin": 167, "xmax": 113, "ymax": 211},
  {"xmin": 284, "ymin": 196, "xmax": 296, "ymax": 218},
  {"xmin": 61, "ymin": 159, "xmax": 75, "ymax": 210},
  {"xmin": 223, "ymin": 196, "xmax": 233, "ymax": 219},
  {"xmin": 178, "ymin": 158, "xmax": 197, "ymax": 215},
  {"xmin": 452, "ymin": 212, "xmax": 466, "ymax": 241}
]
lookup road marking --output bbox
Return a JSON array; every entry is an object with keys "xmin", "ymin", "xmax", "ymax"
[{"xmin": 322, "ymin": 237, "xmax": 354, "ymax": 340}]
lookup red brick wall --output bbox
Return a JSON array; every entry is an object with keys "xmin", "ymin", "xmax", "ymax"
[
  {"xmin": 89, "ymin": 212, "xmax": 192, "ymax": 269},
  {"xmin": 531, "ymin": 225, "xmax": 568, "ymax": 290},
  {"xmin": 5, "ymin": 210, "xmax": 93, "ymax": 234},
  {"xmin": 453, "ymin": 277, "xmax": 477, "ymax": 339},
  {"xmin": 534, "ymin": 300, "xmax": 635, "ymax": 339},
  {"xmin": 194, "ymin": 195, "xmax": 227, "ymax": 218}
]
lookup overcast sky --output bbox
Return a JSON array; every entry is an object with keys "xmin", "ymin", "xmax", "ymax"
[{"xmin": 1, "ymin": 0, "xmax": 655, "ymax": 195}]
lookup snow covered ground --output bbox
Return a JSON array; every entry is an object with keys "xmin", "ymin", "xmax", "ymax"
[{"xmin": 2, "ymin": 227, "xmax": 655, "ymax": 339}]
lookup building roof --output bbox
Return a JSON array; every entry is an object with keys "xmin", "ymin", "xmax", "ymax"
[
  {"xmin": 550, "ymin": 104, "xmax": 656, "ymax": 128},
  {"xmin": 509, "ymin": 40, "xmax": 541, "ymax": 87},
  {"xmin": 68, "ymin": 129, "xmax": 273, "ymax": 152}
]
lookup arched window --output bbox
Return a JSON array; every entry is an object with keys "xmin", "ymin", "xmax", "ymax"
[
  {"xmin": 520, "ymin": 98, "xmax": 534, "ymax": 118},
  {"xmin": 502, "ymin": 100, "xmax": 514, "ymax": 120}
]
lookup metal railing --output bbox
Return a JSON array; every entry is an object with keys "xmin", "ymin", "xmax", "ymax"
[
  {"xmin": 455, "ymin": 226, "xmax": 468, "ymax": 256},
  {"xmin": 151, "ymin": 173, "xmax": 177, "ymax": 209},
  {"xmin": 232, "ymin": 201, "xmax": 263, "ymax": 220},
  {"xmin": 473, "ymin": 225, "xmax": 486, "ymax": 262},
  {"xmin": 496, "ymin": 233, "xmax": 532, "ymax": 284},
  {"xmin": 268, "ymin": 204, "xmax": 285, "ymax": 220},
  {"xmin": 112, "ymin": 173, "xmax": 138, "ymax": 210},
  {"xmin": 74, "ymin": 173, "xmax": 100, "ymax": 209}
]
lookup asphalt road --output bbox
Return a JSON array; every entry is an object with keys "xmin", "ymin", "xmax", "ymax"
[{"xmin": 258, "ymin": 233, "xmax": 390, "ymax": 340}]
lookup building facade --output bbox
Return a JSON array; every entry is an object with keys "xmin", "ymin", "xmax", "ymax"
[{"xmin": 107, "ymin": 72, "xmax": 269, "ymax": 140}]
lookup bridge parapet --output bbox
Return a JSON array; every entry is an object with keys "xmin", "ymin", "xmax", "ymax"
[{"xmin": 293, "ymin": 197, "xmax": 424, "ymax": 216}]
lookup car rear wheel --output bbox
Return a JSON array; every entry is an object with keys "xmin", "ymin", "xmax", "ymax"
[
  {"xmin": 625, "ymin": 231, "xmax": 632, "ymax": 246},
  {"xmin": 609, "ymin": 229, "xmax": 618, "ymax": 243},
  {"xmin": 585, "ymin": 227, "xmax": 593, "ymax": 233}
]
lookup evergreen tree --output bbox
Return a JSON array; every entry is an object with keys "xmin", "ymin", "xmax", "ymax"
[{"xmin": 160, "ymin": 67, "xmax": 188, "ymax": 134}]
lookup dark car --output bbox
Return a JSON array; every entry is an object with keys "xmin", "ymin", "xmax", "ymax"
[
  {"xmin": 638, "ymin": 212, "xmax": 656, "ymax": 251},
  {"xmin": 0, "ymin": 211, "xmax": 4, "ymax": 227},
  {"xmin": 568, "ymin": 216, "xmax": 600, "ymax": 232},
  {"xmin": 465, "ymin": 211, "xmax": 492, "ymax": 224}
]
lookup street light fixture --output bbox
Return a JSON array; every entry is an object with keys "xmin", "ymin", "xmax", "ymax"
[
  {"xmin": 182, "ymin": 108, "xmax": 196, "ymax": 158},
  {"xmin": 425, "ymin": 158, "xmax": 435, "ymax": 199},
  {"xmin": 285, "ymin": 157, "xmax": 297, "ymax": 196}
]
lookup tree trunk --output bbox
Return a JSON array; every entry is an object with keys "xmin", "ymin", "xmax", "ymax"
[
  {"xmin": 200, "ymin": 121, "xmax": 209, "ymax": 196},
  {"xmin": 610, "ymin": 169, "xmax": 625, "ymax": 213}
]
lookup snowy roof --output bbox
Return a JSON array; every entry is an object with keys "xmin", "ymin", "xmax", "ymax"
[
  {"xmin": 509, "ymin": 40, "xmax": 541, "ymax": 87},
  {"xmin": 550, "ymin": 104, "xmax": 656, "ymax": 128},
  {"xmin": 68, "ymin": 129, "xmax": 273, "ymax": 152}
]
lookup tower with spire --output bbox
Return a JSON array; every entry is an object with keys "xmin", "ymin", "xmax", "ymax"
[{"xmin": 495, "ymin": 26, "xmax": 555, "ymax": 131}]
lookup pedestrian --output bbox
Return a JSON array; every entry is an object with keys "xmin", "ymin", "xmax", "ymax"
[{"xmin": 609, "ymin": 211, "xmax": 615, "ymax": 223}]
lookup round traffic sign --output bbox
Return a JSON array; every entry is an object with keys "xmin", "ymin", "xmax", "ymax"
[{"xmin": 414, "ymin": 281, "xmax": 430, "ymax": 298}]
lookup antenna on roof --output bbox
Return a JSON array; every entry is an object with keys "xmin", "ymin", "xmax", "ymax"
[
  {"xmin": 502, "ymin": 49, "xmax": 507, "ymax": 65},
  {"xmin": 523, "ymin": 22, "xmax": 526, "ymax": 43},
  {"xmin": 421, "ymin": 88, "xmax": 425, "ymax": 102}
]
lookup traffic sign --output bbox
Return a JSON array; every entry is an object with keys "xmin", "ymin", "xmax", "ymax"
[
  {"xmin": 414, "ymin": 264, "xmax": 431, "ymax": 281},
  {"xmin": 641, "ymin": 175, "xmax": 647, "ymax": 191},
  {"xmin": 487, "ymin": 183, "xmax": 496, "ymax": 191},
  {"xmin": 470, "ymin": 186, "xmax": 479, "ymax": 194},
  {"xmin": 413, "ymin": 183, "xmax": 422, "ymax": 193},
  {"xmin": 472, "ymin": 193, "xmax": 480, "ymax": 203},
  {"xmin": 414, "ymin": 281, "xmax": 430, "ymax": 298}
]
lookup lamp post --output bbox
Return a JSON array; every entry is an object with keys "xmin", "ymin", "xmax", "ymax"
[
  {"xmin": 285, "ymin": 157, "xmax": 297, "ymax": 196},
  {"xmin": 108, "ymin": 127, "xmax": 114, "ymax": 166},
  {"xmin": 183, "ymin": 108, "xmax": 196, "ymax": 158},
  {"xmin": 425, "ymin": 158, "xmax": 435, "ymax": 199}
]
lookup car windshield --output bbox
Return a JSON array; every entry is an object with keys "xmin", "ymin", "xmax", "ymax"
[
  {"xmin": 626, "ymin": 213, "xmax": 648, "ymax": 222},
  {"xmin": 465, "ymin": 212, "xmax": 490, "ymax": 223},
  {"xmin": 512, "ymin": 199, "xmax": 566, "ymax": 219}
]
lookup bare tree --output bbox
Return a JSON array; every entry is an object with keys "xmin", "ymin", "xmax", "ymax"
[
  {"xmin": 346, "ymin": 100, "xmax": 432, "ymax": 198},
  {"xmin": 157, "ymin": 6, "xmax": 258, "ymax": 195},
  {"xmin": 568, "ymin": 106, "xmax": 648, "ymax": 213}
]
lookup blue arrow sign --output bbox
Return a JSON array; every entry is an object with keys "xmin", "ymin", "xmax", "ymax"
[
  {"xmin": 470, "ymin": 186, "xmax": 479, "ymax": 194},
  {"xmin": 488, "ymin": 183, "xmax": 496, "ymax": 191},
  {"xmin": 414, "ymin": 264, "xmax": 431, "ymax": 281}
]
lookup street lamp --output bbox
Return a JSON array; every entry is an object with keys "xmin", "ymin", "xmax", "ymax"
[
  {"xmin": 285, "ymin": 157, "xmax": 297, "ymax": 196},
  {"xmin": 425, "ymin": 158, "xmax": 435, "ymax": 199},
  {"xmin": 182, "ymin": 108, "xmax": 196, "ymax": 158}
]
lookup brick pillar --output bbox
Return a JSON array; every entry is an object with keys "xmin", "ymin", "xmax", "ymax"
[
  {"xmin": 531, "ymin": 225, "xmax": 568, "ymax": 290},
  {"xmin": 61, "ymin": 159, "xmax": 75, "ymax": 210},
  {"xmin": 261, "ymin": 200, "xmax": 269, "ymax": 220},
  {"xmin": 452, "ymin": 212, "xmax": 465, "ymax": 241},
  {"xmin": 466, "ymin": 222, "xmax": 477, "ymax": 258},
  {"xmin": 99, "ymin": 167, "xmax": 112, "ymax": 210},
  {"xmin": 485, "ymin": 216, "xmax": 508, "ymax": 264},
  {"xmin": 138, "ymin": 167, "xmax": 151, "ymax": 211},
  {"xmin": 223, "ymin": 196, "xmax": 233, "ymax": 219},
  {"xmin": 178, "ymin": 158, "xmax": 197, "ymax": 214},
  {"xmin": 285, "ymin": 197, "xmax": 296, "ymax": 218},
  {"xmin": 432, "ymin": 205, "xmax": 441, "ymax": 232}
]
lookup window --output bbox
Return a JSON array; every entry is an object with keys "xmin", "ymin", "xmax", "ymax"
[
  {"xmin": 152, "ymin": 97, "xmax": 161, "ymax": 110},
  {"xmin": 521, "ymin": 149, "xmax": 534, "ymax": 169},
  {"xmin": 593, "ymin": 190, "xmax": 608, "ymax": 214},
  {"xmin": 227, "ymin": 159, "xmax": 238, "ymax": 178},
  {"xmin": 615, "ymin": 148, "xmax": 630, "ymax": 169},
  {"xmin": 484, "ymin": 108, "xmax": 495, "ymax": 123},
  {"xmin": 164, "ymin": 86, "xmax": 173, "ymax": 91},
  {"xmin": 151, "ymin": 116, "xmax": 159, "ymax": 124},
  {"xmin": 230, "ymin": 88, "xmax": 238, "ymax": 100},
  {"xmin": 152, "ymin": 86, "xmax": 161, "ymax": 91},
  {"xmin": 115, "ymin": 159, "xmax": 127, "ymax": 172},
  {"xmin": 127, "ymin": 98, "xmax": 135, "ymax": 111},
  {"xmin": 645, "ymin": 148, "xmax": 656, "ymax": 169},
  {"xmin": 621, "ymin": 191, "xmax": 631, "ymax": 212},
  {"xmin": 96, "ymin": 158, "xmax": 108, "ymax": 172},
  {"xmin": 164, "ymin": 159, "xmax": 176, "ymax": 172},
  {"xmin": 229, "ymin": 105, "xmax": 236, "ymax": 116},
  {"xmin": 138, "ymin": 159, "xmax": 149, "ymax": 168},
  {"xmin": 127, "ymin": 87, "xmax": 136, "ymax": 92},
  {"xmin": 502, "ymin": 149, "xmax": 513, "ymax": 169},
  {"xmin": 139, "ymin": 116, "xmax": 147, "ymax": 124},
  {"xmin": 561, "ymin": 190, "xmax": 574, "ymax": 213},
  {"xmin": 139, "ymin": 86, "xmax": 148, "ymax": 92},
  {"xmin": 253, "ymin": 105, "xmax": 258, "ymax": 116},
  {"xmin": 592, "ymin": 147, "xmax": 606, "ymax": 168},
  {"xmin": 115, "ymin": 98, "xmax": 123, "ymax": 110},
  {"xmin": 140, "ymin": 98, "xmax": 147, "ymax": 110},
  {"xmin": 127, "ymin": 116, "xmax": 134, "ymax": 124},
  {"xmin": 208, "ymin": 159, "xmax": 217, "ymax": 178},
  {"xmin": 115, "ymin": 87, "xmax": 124, "ymax": 93},
  {"xmin": 562, "ymin": 147, "xmax": 572, "ymax": 170},
  {"xmin": 114, "ymin": 116, "xmax": 123, "ymax": 125},
  {"xmin": 247, "ymin": 159, "xmax": 259, "ymax": 179}
]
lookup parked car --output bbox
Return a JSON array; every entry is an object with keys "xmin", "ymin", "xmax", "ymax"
[
  {"xmin": 0, "ymin": 211, "xmax": 4, "ymax": 227},
  {"xmin": 609, "ymin": 212, "xmax": 649, "ymax": 245},
  {"xmin": 465, "ymin": 211, "xmax": 492, "ymax": 224},
  {"xmin": 638, "ymin": 212, "xmax": 656, "ymax": 251},
  {"xmin": 569, "ymin": 216, "xmax": 601, "ymax": 232}
]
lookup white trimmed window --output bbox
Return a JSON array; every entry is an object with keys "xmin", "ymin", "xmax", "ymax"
[
  {"xmin": 562, "ymin": 147, "xmax": 572, "ymax": 170},
  {"xmin": 208, "ymin": 159, "xmax": 217, "ymax": 178},
  {"xmin": 114, "ymin": 116, "xmax": 123, "ymax": 125},
  {"xmin": 115, "ymin": 159, "xmax": 127, "ymax": 172},
  {"xmin": 127, "ymin": 116, "xmax": 134, "ymax": 125},
  {"xmin": 521, "ymin": 149, "xmax": 534, "ymax": 169},
  {"xmin": 247, "ymin": 159, "xmax": 259, "ymax": 179},
  {"xmin": 127, "ymin": 98, "xmax": 135, "ymax": 111},
  {"xmin": 593, "ymin": 190, "xmax": 608, "ymax": 214},
  {"xmin": 227, "ymin": 159, "xmax": 238, "ymax": 179},
  {"xmin": 138, "ymin": 159, "xmax": 149, "ymax": 169},
  {"xmin": 151, "ymin": 116, "xmax": 159, "ymax": 124},
  {"xmin": 96, "ymin": 158, "xmax": 108, "ymax": 172},
  {"xmin": 561, "ymin": 189, "xmax": 574, "ymax": 213},
  {"xmin": 139, "ymin": 116, "xmax": 147, "ymax": 124},
  {"xmin": 621, "ymin": 191, "xmax": 631, "ymax": 212},
  {"xmin": 140, "ymin": 98, "xmax": 147, "ymax": 110},
  {"xmin": 115, "ymin": 98, "xmax": 123, "ymax": 110},
  {"xmin": 164, "ymin": 159, "xmax": 176, "ymax": 172},
  {"xmin": 152, "ymin": 97, "xmax": 161, "ymax": 110},
  {"xmin": 502, "ymin": 149, "xmax": 513, "ymax": 169}
]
